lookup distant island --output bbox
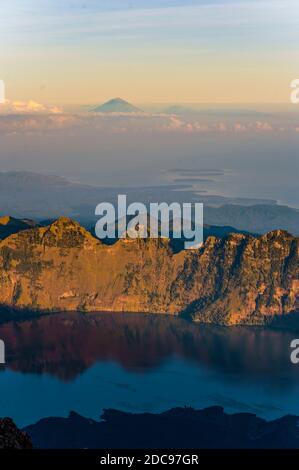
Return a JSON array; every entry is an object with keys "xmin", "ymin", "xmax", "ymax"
[
  {"xmin": 0, "ymin": 171, "xmax": 298, "ymax": 235},
  {"xmin": 0, "ymin": 217, "xmax": 297, "ymax": 325}
]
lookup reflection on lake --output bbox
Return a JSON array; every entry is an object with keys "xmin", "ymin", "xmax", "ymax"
[{"xmin": 0, "ymin": 312, "xmax": 298, "ymax": 427}]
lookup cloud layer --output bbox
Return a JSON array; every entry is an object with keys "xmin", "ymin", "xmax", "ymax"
[
  {"xmin": 0, "ymin": 107, "xmax": 298, "ymax": 136},
  {"xmin": 0, "ymin": 100, "xmax": 62, "ymax": 115}
]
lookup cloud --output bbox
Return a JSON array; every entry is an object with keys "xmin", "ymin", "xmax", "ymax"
[
  {"xmin": 163, "ymin": 117, "xmax": 277, "ymax": 134},
  {"xmin": 254, "ymin": 121, "xmax": 273, "ymax": 132},
  {"xmin": 0, "ymin": 108, "xmax": 296, "ymax": 136},
  {"xmin": 0, "ymin": 100, "xmax": 62, "ymax": 115}
]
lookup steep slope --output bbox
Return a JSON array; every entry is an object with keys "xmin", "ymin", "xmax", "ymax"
[
  {"xmin": 0, "ymin": 218, "xmax": 297, "ymax": 325},
  {"xmin": 0, "ymin": 418, "xmax": 32, "ymax": 449}
]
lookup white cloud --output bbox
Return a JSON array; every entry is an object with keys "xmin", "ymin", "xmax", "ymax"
[
  {"xmin": 0, "ymin": 99, "xmax": 62, "ymax": 115},
  {"xmin": 0, "ymin": 108, "xmax": 296, "ymax": 136}
]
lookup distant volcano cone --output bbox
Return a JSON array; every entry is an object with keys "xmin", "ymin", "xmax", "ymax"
[{"xmin": 91, "ymin": 98, "xmax": 142, "ymax": 113}]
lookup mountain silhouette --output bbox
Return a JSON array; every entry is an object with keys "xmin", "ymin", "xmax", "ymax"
[{"xmin": 92, "ymin": 98, "xmax": 142, "ymax": 113}]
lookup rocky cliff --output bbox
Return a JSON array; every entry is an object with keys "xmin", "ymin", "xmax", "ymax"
[
  {"xmin": 0, "ymin": 418, "xmax": 32, "ymax": 449},
  {"xmin": 0, "ymin": 217, "xmax": 298, "ymax": 325}
]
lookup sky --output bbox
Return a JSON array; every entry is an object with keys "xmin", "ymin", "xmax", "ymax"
[{"xmin": 0, "ymin": 0, "xmax": 298, "ymax": 104}]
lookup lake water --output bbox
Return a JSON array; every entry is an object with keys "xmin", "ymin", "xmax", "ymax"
[{"xmin": 0, "ymin": 312, "xmax": 298, "ymax": 428}]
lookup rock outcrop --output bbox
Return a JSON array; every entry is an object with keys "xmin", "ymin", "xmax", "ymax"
[{"xmin": 0, "ymin": 418, "xmax": 32, "ymax": 449}]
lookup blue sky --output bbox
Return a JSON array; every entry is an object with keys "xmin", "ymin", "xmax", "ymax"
[{"xmin": 1, "ymin": 0, "xmax": 298, "ymax": 104}]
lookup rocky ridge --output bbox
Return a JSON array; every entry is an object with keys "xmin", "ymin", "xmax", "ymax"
[
  {"xmin": 0, "ymin": 418, "xmax": 32, "ymax": 449},
  {"xmin": 0, "ymin": 217, "xmax": 297, "ymax": 325}
]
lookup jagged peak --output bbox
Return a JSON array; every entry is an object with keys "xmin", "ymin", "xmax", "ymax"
[
  {"xmin": 204, "ymin": 232, "xmax": 248, "ymax": 247},
  {"xmin": 261, "ymin": 229, "xmax": 293, "ymax": 240},
  {"xmin": 50, "ymin": 216, "xmax": 81, "ymax": 229},
  {"xmin": 204, "ymin": 230, "xmax": 296, "ymax": 248},
  {"xmin": 47, "ymin": 217, "xmax": 95, "ymax": 238},
  {"xmin": 224, "ymin": 232, "xmax": 250, "ymax": 244}
]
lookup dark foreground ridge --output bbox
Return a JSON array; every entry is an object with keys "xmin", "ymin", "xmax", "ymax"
[
  {"xmin": 24, "ymin": 406, "xmax": 299, "ymax": 449},
  {"xmin": 0, "ymin": 418, "xmax": 32, "ymax": 449}
]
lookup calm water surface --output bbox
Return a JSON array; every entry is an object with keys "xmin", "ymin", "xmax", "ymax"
[{"xmin": 0, "ymin": 312, "xmax": 298, "ymax": 427}]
